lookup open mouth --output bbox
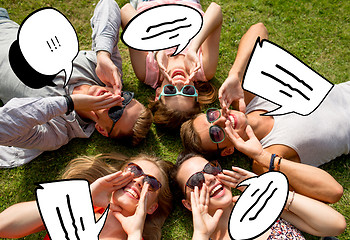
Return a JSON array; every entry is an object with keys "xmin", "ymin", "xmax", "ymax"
[
  {"xmin": 171, "ymin": 69, "xmax": 186, "ymax": 80},
  {"xmin": 228, "ymin": 114, "xmax": 237, "ymax": 129},
  {"xmin": 124, "ymin": 187, "xmax": 140, "ymax": 200},
  {"xmin": 210, "ymin": 184, "xmax": 224, "ymax": 198}
]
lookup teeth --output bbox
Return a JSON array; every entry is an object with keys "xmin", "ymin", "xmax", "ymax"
[
  {"xmin": 126, "ymin": 188, "xmax": 139, "ymax": 199},
  {"xmin": 229, "ymin": 115, "xmax": 236, "ymax": 129},
  {"xmin": 210, "ymin": 184, "xmax": 222, "ymax": 196}
]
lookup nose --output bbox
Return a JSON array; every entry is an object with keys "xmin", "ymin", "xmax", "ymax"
[
  {"xmin": 204, "ymin": 173, "xmax": 216, "ymax": 187},
  {"xmin": 213, "ymin": 114, "xmax": 227, "ymax": 127},
  {"xmin": 174, "ymin": 81, "xmax": 185, "ymax": 91},
  {"xmin": 133, "ymin": 175, "xmax": 145, "ymax": 188}
]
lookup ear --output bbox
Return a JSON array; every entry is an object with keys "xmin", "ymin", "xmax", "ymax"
[
  {"xmin": 182, "ymin": 199, "xmax": 192, "ymax": 211},
  {"xmin": 95, "ymin": 123, "xmax": 109, "ymax": 137},
  {"xmin": 220, "ymin": 146, "xmax": 235, "ymax": 157},
  {"xmin": 147, "ymin": 202, "xmax": 158, "ymax": 214},
  {"xmin": 155, "ymin": 87, "xmax": 161, "ymax": 101}
]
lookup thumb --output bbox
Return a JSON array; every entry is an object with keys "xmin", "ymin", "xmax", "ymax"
[
  {"xmin": 212, "ymin": 208, "xmax": 223, "ymax": 223},
  {"xmin": 232, "ymin": 195, "xmax": 240, "ymax": 203}
]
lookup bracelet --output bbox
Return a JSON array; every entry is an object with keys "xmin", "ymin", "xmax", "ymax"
[
  {"xmin": 275, "ymin": 156, "xmax": 283, "ymax": 171},
  {"xmin": 269, "ymin": 154, "xmax": 277, "ymax": 171},
  {"xmin": 286, "ymin": 191, "xmax": 295, "ymax": 211},
  {"xmin": 63, "ymin": 95, "xmax": 74, "ymax": 115}
]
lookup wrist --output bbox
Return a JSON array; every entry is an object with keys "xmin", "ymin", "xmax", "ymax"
[
  {"xmin": 127, "ymin": 231, "xmax": 143, "ymax": 240},
  {"xmin": 254, "ymin": 150, "xmax": 270, "ymax": 166},
  {"xmin": 192, "ymin": 231, "xmax": 210, "ymax": 240}
]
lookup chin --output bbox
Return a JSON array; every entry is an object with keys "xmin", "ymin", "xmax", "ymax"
[{"xmin": 112, "ymin": 190, "xmax": 137, "ymax": 216}]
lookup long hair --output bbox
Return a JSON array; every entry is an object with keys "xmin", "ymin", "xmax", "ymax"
[{"xmin": 61, "ymin": 153, "xmax": 173, "ymax": 240}]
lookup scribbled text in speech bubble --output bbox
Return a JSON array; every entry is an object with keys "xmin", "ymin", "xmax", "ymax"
[
  {"xmin": 11, "ymin": 7, "xmax": 79, "ymax": 88},
  {"xmin": 36, "ymin": 180, "xmax": 108, "ymax": 240},
  {"xmin": 121, "ymin": 4, "xmax": 203, "ymax": 56},
  {"xmin": 242, "ymin": 38, "xmax": 334, "ymax": 116},
  {"xmin": 229, "ymin": 172, "xmax": 289, "ymax": 240}
]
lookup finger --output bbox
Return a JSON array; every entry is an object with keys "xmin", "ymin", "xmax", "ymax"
[
  {"xmin": 224, "ymin": 120, "xmax": 240, "ymax": 140},
  {"xmin": 212, "ymin": 208, "xmax": 223, "ymax": 223},
  {"xmin": 113, "ymin": 211, "xmax": 125, "ymax": 223},
  {"xmin": 245, "ymin": 125, "xmax": 257, "ymax": 140},
  {"xmin": 232, "ymin": 195, "xmax": 240, "ymax": 203},
  {"xmin": 138, "ymin": 183, "xmax": 149, "ymax": 211},
  {"xmin": 238, "ymin": 98, "xmax": 246, "ymax": 113},
  {"xmin": 103, "ymin": 171, "xmax": 123, "ymax": 182},
  {"xmin": 194, "ymin": 186, "xmax": 200, "ymax": 206},
  {"xmin": 199, "ymin": 184, "xmax": 206, "ymax": 206}
]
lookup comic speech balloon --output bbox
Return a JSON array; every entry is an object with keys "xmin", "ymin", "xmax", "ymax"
[
  {"xmin": 13, "ymin": 7, "xmax": 79, "ymax": 88},
  {"xmin": 229, "ymin": 172, "xmax": 289, "ymax": 240},
  {"xmin": 36, "ymin": 180, "xmax": 108, "ymax": 240},
  {"xmin": 242, "ymin": 38, "xmax": 334, "ymax": 116},
  {"xmin": 122, "ymin": 4, "xmax": 203, "ymax": 56}
]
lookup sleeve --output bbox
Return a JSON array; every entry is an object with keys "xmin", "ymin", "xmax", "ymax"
[
  {"xmin": 0, "ymin": 96, "xmax": 70, "ymax": 151},
  {"xmin": 144, "ymin": 52, "xmax": 160, "ymax": 89},
  {"xmin": 91, "ymin": 0, "xmax": 121, "ymax": 56}
]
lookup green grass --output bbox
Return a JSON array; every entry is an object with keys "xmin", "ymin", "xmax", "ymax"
[{"xmin": 0, "ymin": 0, "xmax": 349, "ymax": 239}]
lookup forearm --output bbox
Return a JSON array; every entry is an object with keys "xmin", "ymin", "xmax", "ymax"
[
  {"xmin": 0, "ymin": 201, "xmax": 44, "ymax": 238},
  {"xmin": 281, "ymin": 192, "xmax": 346, "ymax": 236},
  {"xmin": 189, "ymin": 2, "xmax": 222, "ymax": 53},
  {"xmin": 228, "ymin": 23, "xmax": 268, "ymax": 80},
  {"xmin": 255, "ymin": 151, "xmax": 343, "ymax": 203}
]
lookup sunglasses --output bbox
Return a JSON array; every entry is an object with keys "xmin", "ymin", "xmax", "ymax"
[
  {"xmin": 158, "ymin": 84, "xmax": 198, "ymax": 100},
  {"xmin": 185, "ymin": 160, "xmax": 222, "ymax": 194},
  {"xmin": 108, "ymin": 91, "xmax": 134, "ymax": 136},
  {"xmin": 124, "ymin": 162, "xmax": 162, "ymax": 192},
  {"xmin": 206, "ymin": 108, "xmax": 226, "ymax": 148}
]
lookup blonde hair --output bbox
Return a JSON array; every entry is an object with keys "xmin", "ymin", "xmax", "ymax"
[{"xmin": 61, "ymin": 153, "xmax": 173, "ymax": 240}]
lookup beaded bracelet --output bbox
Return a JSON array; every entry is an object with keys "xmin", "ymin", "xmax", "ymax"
[{"xmin": 269, "ymin": 154, "xmax": 277, "ymax": 171}]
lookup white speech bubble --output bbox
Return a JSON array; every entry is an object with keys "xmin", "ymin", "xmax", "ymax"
[
  {"xmin": 229, "ymin": 172, "xmax": 289, "ymax": 240},
  {"xmin": 18, "ymin": 7, "xmax": 79, "ymax": 87},
  {"xmin": 242, "ymin": 38, "xmax": 334, "ymax": 116},
  {"xmin": 121, "ymin": 4, "xmax": 203, "ymax": 56},
  {"xmin": 36, "ymin": 180, "xmax": 108, "ymax": 240}
]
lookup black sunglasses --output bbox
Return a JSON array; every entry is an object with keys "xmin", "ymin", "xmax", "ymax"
[
  {"xmin": 108, "ymin": 91, "xmax": 134, "ymax": 136},
  {"xmin": 124, "ymin": 162, "xmax": 162, "ymax": 192},
  {"xmin": 185, "ymin": 160, "xmax": 222, "ymax": 194},
  {"xmin": 206, "ymin": 108, "xmax": 226, "ymax": 149}
]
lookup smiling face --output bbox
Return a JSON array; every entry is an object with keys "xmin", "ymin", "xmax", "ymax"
[
  {"xmin": 176, "ymin": 156, "xmax": 233, "ymax": 214},
  {"xmin": 192, "ymin": 109, "xmax": 249, "ymax": 155},
  {"xmin": 111, "ymin": 159, "xmax": 163, "ymax": 217}
]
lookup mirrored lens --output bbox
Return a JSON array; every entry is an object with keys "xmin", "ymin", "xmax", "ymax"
[
  {"xmin": 126, "ymin": 163, "xmax": 143, "ymax": 177},
  {"xmin": 144, "ymin": 175, "xmax": 162, "ymax": 191},
  {"xmin": 209, "ymin": 125, "xmax": 225, "ymax": 143},
  {"xmin": 182, "ymin": 85, "xmax": 195, "ymax": 95},
  {"xmin": 164, "ymin": 85, "xmax": 176, "ymax": 94},
  {"xmin": 203, "ymin": 161, "xmax": 222, "ymax": 175},
  {"xmin": 206, "ymin": 109, "xmax": 221, "ymax": 122},
  {"xmin": 108, "ymin": 106, "xmax": 123, "ymax": 121}
]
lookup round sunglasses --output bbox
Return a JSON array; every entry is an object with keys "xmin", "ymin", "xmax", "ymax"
[
  {"xmin": 158, "ymin": 84, "xmax": 198, "ymax": 100},
  {"xmin": 206, "ymin": 108, "xmax": 226, "ymax": 145},
  {"xmin": 108, "ymin": 91, "xmax": 134, "ymax": 136},
  {"xmin": 185, "ymin": 160, "xmax": 222, "ymax": 194},
  {"xmin": 124, "ymin": 162, "xmax": 162, "ymax": 192}
]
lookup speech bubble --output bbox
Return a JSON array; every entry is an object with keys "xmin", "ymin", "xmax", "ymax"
[
  {"xmin": 242, "ymin": 38, "xmax": 334, "ymax": 116},
  {"xmin": 228, "ymin": 172, "xmax": 289, "ymax": 240},
  {"xmin": 121, "ymin": 4, "xmax": 203, "ymax": 56},
  {"xmin": 10, "ymin": 7, "xmax": 79, "ymax": 88},
  {"xmin": 36, "ymin": 180, "xmax": 108, "ymax": 240}
]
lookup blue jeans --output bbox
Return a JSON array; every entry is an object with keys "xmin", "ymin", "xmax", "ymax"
[{"xmin": 0, "ymin": 8, "xmax": 10, "ymax": 20}]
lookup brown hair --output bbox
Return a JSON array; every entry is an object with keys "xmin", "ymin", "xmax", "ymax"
[
  {"xmin": 180, "ymin": 115, "xmax": 207, "ymax": 154},
  {"xmin": 131, "ymin": 107, "xmax": 153, "ymax": 145},
  {"xmin": 61, "ymin": 153, "xmax": 173, "ymax": 240},
  {"xmin": 149, "ymin": 82, "xmax": 217, "ymax": 129}
]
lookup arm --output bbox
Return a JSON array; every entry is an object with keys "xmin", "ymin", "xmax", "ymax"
[
  {"xmin": 219, "ymin": 23, "xmax": 268, "ymax": 112},
  {"xmin": 0, "ymin": 201, "xmax": 45, "ymax": 238},
  {"xmin": 224, "ymin": 121, "xmax": 343, "ymax": 204},
  {"xmin": 121, "ymin": 3, "xmax": 148, "ymax": 82},
  {"xmin": 192, "ymin": 2, "xmax": 222, "ymax": 80},
  {"xmin": 91, "ymin": 0, "xmax": 123, "ymax": 94},
  {"xmin": 281, "ymin": 192, "xmax": 346, "ymax": 237}
]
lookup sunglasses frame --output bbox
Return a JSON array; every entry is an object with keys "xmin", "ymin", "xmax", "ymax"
[
  {"xmin": 185, "ymin": 160, "xmax": 222, "ymax": 195},
  {"xmin": 124, "ymin": 162, "xmax": 162, "ymax": 192},
  {"xmin": 158, "ymin": 84, "xmax": 198, "ymax": 101},
  {"xmin": 108, "ymin": 91, "xmax": 134, "ymax": 137}
]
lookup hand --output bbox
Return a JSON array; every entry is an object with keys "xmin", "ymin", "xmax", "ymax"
[
  {"xmin": 224, "ymin": 121, "xmax": 263, "ymax": 160},
  {"xmin": 113, "ymin": 183, "xmax": 150, "ymax": 240},
  {"xmin": 217, "ymin": 166, "xmax": 257, "ymax": 191},
  {"xmin": 219, "ymin": 74, "xmax": 246, "ymax": 113},
  {"xmin": 90, "ymin": 171, "xmax": 133, "ymax": 208},
  {"xmin": 71, "ymin": 93, "xmax": 124, "ymax": 112},
  {"xmin": 155, "ymin": 51, "xmax": 172, "ymax": 84},
  {"xmin": 191, "ymin": 185, "xmax": 223, "ymax": 239},
  {"xmin": 96, "ymin": 51, "xmax": 122, "ymax": 95},
  {"xmin": 184, "ymin": 49, "xmax": 201, "ymax": 84}
]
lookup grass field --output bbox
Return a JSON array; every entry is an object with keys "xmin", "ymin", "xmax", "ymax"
[{"xmin": 0, "ymin": 0, "xmax": 349, "ymax": 239}]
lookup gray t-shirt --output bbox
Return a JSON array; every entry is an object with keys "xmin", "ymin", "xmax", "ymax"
[{"xmin": 246, "ymin": 82, "xmax": 350, "ymax": 166}]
